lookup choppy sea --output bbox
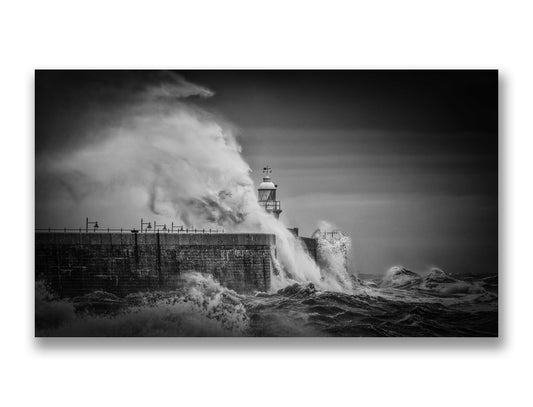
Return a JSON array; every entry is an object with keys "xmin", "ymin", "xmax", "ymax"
[{"xmin": 35, "ymin": 267, "xmax": 498, "ymax": 337}]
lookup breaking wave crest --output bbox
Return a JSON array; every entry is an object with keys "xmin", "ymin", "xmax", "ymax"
[
  {"xmin": 380, "ymin": 266, "xmax": 489, "ymax": 296},
  {"xmin": 381, "ymin": 266, "xmax": 423, "ymax": 288},
  {"xmin": 36, "ymin": 273, "xmax": 248, "ymax": 337},
  {"xmin": 36, "ymin": 267, "xmax": 497, "ymax": 337},
  {"xmin": 315, "ymin": 229, "xmax": 354, "ymax": 292},
  {"xmin": 269, "ymin": 227, "xmax": 355, "ymax": 294},
  {"xmin": 246, "ymin": 266, "xmax": 497, "ymax": 337}
]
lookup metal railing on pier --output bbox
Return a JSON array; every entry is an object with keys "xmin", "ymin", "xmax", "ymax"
[{"xmin": 35, "ymin": 227, "xmax": 225, "ymax": 234}]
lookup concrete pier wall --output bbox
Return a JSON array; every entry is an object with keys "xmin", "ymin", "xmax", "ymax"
[{"xmin": 35, "ymin": 232, "xmax": 276, "ymax": 296}]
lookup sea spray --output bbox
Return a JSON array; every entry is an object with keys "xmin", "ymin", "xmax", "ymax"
[
  {"xmin": 312, "ymin": 221, "xmax": 355, "ymax": 292},
  {"xmin": 36, "ymin": 273, "xmax": 249, "ymax": 337},
  {"xmin": 35, "ymin": 281, "xmax": 76, "ymax": 332},
  {"xmin": 40, "ymin": 72, "xmax": 353, "ymax": 292},
  {"xmin": 36, "ymin": 268, "xmax": 498, "ymax": 337}
]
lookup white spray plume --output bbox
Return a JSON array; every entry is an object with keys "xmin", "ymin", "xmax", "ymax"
[
  {"xmin": 39, "ymin": 74, "xmax": 353, "ymax": 292},
  {"xmin": 313, "ymin": 221, "xmax": 355, "ymax": 291}
]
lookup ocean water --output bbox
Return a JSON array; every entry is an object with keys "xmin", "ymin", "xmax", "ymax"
[{"xmin": 35, "ymin": 268, "xmax": 498, "ymax": 337}]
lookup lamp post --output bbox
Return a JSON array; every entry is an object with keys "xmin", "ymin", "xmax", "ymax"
[
  {"xmin": 140, "ymin": 218, "xmax": 152, "ymax": 233},
  {"xmin": 86, "ymin": 218, "xmax": 99, "ymax": 232},
  {"xmin": 154, "ymin": 221, "xmax": 167, "ymax": 232},
  {"xmin": 171, "ymin": 222, "xmax": 183, "ymax": 233}
]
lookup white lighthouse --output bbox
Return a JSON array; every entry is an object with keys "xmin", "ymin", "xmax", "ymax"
[{"xmin": 258, "ymin": 166, "xmax": 282, "ymax": 219}]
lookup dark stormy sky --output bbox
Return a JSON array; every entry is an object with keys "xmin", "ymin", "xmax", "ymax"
[{"xmin": 36, "ymin": 70, "xmax": 498, "ymax": 276}]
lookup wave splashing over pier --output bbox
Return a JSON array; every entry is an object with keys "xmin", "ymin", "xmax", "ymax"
[
  {"xmin": 35, "ymin": 72, "xmax": 497, "ymax": 337},
  {"xmin": 38, "ymin": 71, "xmax": 352, "ymax": 293}
]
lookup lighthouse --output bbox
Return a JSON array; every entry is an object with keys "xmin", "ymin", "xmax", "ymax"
[{"xmin": 258, "ymin": 166, "xmax": 282, "ymax": 219}]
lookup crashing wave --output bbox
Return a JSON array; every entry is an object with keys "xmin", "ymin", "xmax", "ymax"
[
  {"xmin": 314, "ymin": 226, "xmax": 355, "ymax": 293},
  {"xmin": 419, "ymin": 268, "xmax": 485, "ymax": 295},
  {"xmin": 378, "ymin": 266, "xmax": 487, "ymax": 296},
  {"xmin": 380, "ymin": 266, "xmax": 422, "ymax": 289},
  {"xmin": 423, "ymin": 268, "xmax": 457, "ymax": 284},
  {"xmin": 35, "ymin": 272, "xmax": 249, "ymax": 337}
]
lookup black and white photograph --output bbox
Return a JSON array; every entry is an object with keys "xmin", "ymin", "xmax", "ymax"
[
  {"xmin": 5, "ymin": 1, "xmax": 533, "ymax": 407},
  {"xmin": 35, "ymin": 70, "xmax": 498, "ymax": 337}
]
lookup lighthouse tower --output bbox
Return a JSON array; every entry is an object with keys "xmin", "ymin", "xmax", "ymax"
[{"xmin": 258, "ymin": 166, "xmax": 282, "ymax": 219}]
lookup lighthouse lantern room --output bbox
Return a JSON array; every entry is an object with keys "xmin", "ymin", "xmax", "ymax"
[{"xmin": 258, "ymin": 166, "xmax": 282, "ymax": 219}]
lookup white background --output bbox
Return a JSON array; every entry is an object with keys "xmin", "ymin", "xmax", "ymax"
[{"xmin": 0, "ymin": 1, "xmax": 530, "ymax": 406}]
